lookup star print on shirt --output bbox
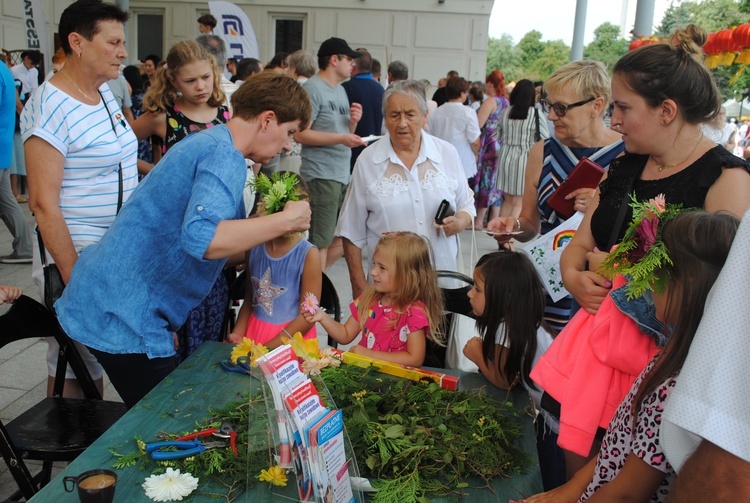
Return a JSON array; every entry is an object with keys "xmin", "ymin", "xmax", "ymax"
[{"xmin": 252, "ymin": 267, "xmax": 287, "ymax": 316}]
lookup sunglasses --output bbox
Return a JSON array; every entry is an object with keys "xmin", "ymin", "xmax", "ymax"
[{"xmin": 540, "ymin": 96, "xmax": 595, "ymax": 117}]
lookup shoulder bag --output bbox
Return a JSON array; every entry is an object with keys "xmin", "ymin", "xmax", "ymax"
[{"xmin": 38, "ymin": 91, "xmax": 124, "ymax": 311}]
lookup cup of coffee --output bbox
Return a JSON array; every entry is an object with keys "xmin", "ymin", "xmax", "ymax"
[{"xmin": 63, "ymin": 469, "xmax": 117, "ymax": 503}]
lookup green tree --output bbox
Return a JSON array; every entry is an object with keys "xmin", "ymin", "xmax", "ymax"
[
  {"xmin": 654, "ymin": 2, "xmax": 692, "ymax": 38},
  {"xmin": 486, "ymin": 34, "xmax": 520, "ymax": 79},
  {"xmin": 584, "ymin": 22, "xmax": 630, "ymax": 71},
  {"xmin": 516, "ymin": 30, "xmax": 546, "ymax": 70},
  {"xmin": 690, "ymin": 0, "xmax": 746, "ymax": 32},
  {"xmin": 523, "ymin": 40, "xmax": 571, "ymax": 81}
]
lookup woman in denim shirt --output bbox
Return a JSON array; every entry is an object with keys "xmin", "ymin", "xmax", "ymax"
[{"xmin": 55, "ymin": 72, "xmax": 313, "ymax": 408}]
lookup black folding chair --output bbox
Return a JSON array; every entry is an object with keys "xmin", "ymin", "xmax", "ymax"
[
  {"xmin": 0, "ymin": 296, "xmax": 127, "ymax": 501},
  {"xmin": 319, "ymin": 272, "xmax": 341, "ymax": 348},
  {"xmin": 423, "ymin": 270, "xmax": 475, "ymax": 368}
]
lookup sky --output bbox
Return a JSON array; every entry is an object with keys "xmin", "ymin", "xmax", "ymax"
[{"xmin": 489, "ymin": 0, "xmax": 673, "ymax": 46}]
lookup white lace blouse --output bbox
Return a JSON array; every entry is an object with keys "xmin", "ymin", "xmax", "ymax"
[{"xmin": 335, "ymin": 131, "xmax": 475, "ymax": 273}]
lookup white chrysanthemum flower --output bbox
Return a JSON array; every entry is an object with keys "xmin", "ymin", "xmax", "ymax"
[{"xmin": 142, "ymin": 468, "xmax": 199, "ymax": 502}]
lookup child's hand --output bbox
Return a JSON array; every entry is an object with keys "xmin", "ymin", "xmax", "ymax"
[
  {"xmin": 462, "ymin": 336, "xmax": 483, "ymax": 363},
  {"xmin": 226, "ymin": 332, "xmax": 244, "ymax": 344},
  {"xmin": 300, "ymin": 306, "xmax": 324, "ymax": 324},
  {"xmin": 348, "ymin": 344, "xmax": 363, "ymax": 355},
  {"xmin": 0, "ymin": 286, "xmax": 22, "ymax": 304}
]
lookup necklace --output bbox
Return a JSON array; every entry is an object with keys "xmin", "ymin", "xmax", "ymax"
[
  {"xmin": 652, "ymin": 132, "xmax": 704, "ymax": 172},
  {"xmin": 59, "ymin": 70, "xmax": 96, "ymax": 103}
]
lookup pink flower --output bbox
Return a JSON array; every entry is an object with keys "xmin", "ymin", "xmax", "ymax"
[
  {"xmin": 630, "ymin": 216, "xmax": 659, "ymax": 262},
  {"xmin": 301, "ymin": 292, "xmax": 319, "ymax": 316},
  {"xmin": 650, "ymin": 194, "xmax": 666, "ymax": 214}
]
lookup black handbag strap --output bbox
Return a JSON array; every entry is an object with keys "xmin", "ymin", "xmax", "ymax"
[
  {"xmin": 605, "ymin": 161, "xmax": 645, "ymax": 251},
  {"xmin": 37, "ymin": 92, "xmax": 125, "ymax": 265},
  {"xmin": 36, "ymin": 227, "xmax": 48, "ymax": 267},
  {"xmin": 534, "ymin": 107, "xmax": 541, "ymax": 142},
  {"xmin": 99, "ymin": 91, "xmax": 124, "ymax": 215}
]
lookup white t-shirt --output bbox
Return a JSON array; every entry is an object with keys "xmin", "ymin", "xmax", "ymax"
[
  {"xmin": 11, "ymin": 63, "xmax": 38, "ymax": 97},
  {"xmin": 496, "ymin": 323, "xmax": 554, "ymax": 408},
  {"xmin": 427, "ymin": 102, "xmax": 480, "ymax": 179},
  {"xmin": 662, "ymin": 208, "xmax": 750, "ymax": 472},
  {"xmin": 335, "ymin": 131, "xmax": 475, "ymax": 275},
  {"xmin": 20, "ymin": 81, "xmax": 139, "ymax": 246}
]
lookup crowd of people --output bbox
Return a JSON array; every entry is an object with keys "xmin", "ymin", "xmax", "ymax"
[{"xmin": 1, "ymin": 0, "xmax": 750, "ymax": 500}]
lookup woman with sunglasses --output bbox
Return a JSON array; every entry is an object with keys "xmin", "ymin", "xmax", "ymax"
[{"xmin": 488, "ymin": 60, "xmax": 624, "ymax": 334}]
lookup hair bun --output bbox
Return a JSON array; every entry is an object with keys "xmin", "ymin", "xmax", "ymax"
[{"xmin": 669, "ymin": 24, "xmax": 707, "ymax": 59}]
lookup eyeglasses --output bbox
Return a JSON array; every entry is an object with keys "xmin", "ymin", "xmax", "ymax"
[{"xmin": 540, "ymin": 96, "xmax": 595, "ymax": 117}]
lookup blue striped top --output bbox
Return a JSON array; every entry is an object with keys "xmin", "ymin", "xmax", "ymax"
[{"xmin": 20, "ymin": 81, "xmax": 138, "ymax": 244}]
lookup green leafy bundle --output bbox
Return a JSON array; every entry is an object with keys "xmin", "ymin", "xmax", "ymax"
[
  {"xmin": 249, "ymin": 171, "xmax": 307, "ymax": 215},
  {"xmin": 109, "ymin": 364, "xmax": 530, "ymax": 502},
  {"xmin": 109, "ymin": 392, "xmax": 270, "ymax": 502},
  {"xmin": 320, "ymin": 364, "xmax": 531, "ymax": 502},
  {"xmin": 600, "ymin": 194, "xmax": 689, "ymax": 299}
]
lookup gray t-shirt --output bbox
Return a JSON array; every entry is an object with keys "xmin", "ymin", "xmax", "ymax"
[
  {"xmin": 300, "ymin": 74, "xmax": 351, "ymax": 185},
  {"xmin": 107, "ymin": 75, "xmax": 132, "ymax": 110}
]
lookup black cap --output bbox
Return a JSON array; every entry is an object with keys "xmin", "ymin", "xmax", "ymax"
[{"xmin": 317, "ymin": 37, "xmax": 362, "ymax": 58}]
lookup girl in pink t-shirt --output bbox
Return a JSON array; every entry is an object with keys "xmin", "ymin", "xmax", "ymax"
[{"xmin": 302, "ymin": 232, "xmax": 444, "ymax": 366}]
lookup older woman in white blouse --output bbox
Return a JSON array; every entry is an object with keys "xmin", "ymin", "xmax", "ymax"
[{"xmin": 337, "ymin": 79, "xmax": 475, "ymax": 299}]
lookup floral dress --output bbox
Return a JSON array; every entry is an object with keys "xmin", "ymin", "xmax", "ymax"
[
  {"xmin": 171, "ymin": 104, "xmax": 231, "ymax": 361},
  {"xmin": 130, "ymin": 90, "xmax": 152, "ymax": 164},
  {"xmin": 472, "ymin": 95, "xmax": 509, "ymax": 208}
]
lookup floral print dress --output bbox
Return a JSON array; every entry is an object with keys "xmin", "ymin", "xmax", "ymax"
[
  {"xmin": 169, "ymin": 104, "xmax": 231, "ymax": 361},
  {"xmin": 472, "ymin": 95, "xmax": 509, "ymax": 208}
]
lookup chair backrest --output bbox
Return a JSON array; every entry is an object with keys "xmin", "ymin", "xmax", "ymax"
[
  {"xmin": 319, "ymin": 272, "xmax": 341, "ymax": 348},
  {"xmin": 424, "ymin": 271, "xmax": 475, "ymax": 368},
  {"xmin": 437, "ymin": 270, "xmax": 474, "ymax": 316},
  {"xmin": 0, "ymin": 295, "xmax": 102, "ymax": 399}
]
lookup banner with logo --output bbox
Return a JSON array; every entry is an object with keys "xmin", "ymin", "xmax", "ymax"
[
  {"xmin": 22, "ymin": 0, "xmax": 51, "ymax": 73},
  {"xmin": 208, "ymin": 1, "xmax": 259, "ymax": 60}
]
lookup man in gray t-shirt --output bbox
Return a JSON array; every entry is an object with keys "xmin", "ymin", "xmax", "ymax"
[{"xmin": 296, "ymin": 37, "xmax": 365, "ymax": 270}]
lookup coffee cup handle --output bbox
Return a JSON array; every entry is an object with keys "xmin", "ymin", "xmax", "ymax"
[{"xmin": 63, "ymin": 476, "xmax": 77, "ymax": 492}]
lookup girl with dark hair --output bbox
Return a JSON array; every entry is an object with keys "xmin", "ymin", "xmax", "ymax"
[
  {"xmin": 462, "ymin": 250, "xmax": 560, "ymax": 490},
  {"xmin": 496, "ymin": 79, "xmax": 549, "ymax": 218},
  {"xmin": 521, "ymin": 210, "xmax": 740, "ymax": 503}
]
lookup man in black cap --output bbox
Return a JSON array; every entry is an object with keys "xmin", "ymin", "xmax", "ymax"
[{"xmin": 295, "ymin": 37, "xmax": 366, "ymax": 270}]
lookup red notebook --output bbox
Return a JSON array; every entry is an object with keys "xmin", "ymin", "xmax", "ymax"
[{"xmin": 547, "ymin": 157, "xmax": 605, "ymax": 218}]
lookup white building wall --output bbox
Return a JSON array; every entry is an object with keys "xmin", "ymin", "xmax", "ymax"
[{"xmin": 1, "ymin": 0, "xmax": 494, "ymax": 85}]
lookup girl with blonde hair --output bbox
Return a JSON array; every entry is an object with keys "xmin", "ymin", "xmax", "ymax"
[
  {"xmin": 302, "ymin": 231, "xmax": 444, "ymax": 367},
  {"xmin": 132, "ymin": 39, "xmax": 227, "ymax": 173}
]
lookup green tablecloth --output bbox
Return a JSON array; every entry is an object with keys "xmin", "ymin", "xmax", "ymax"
[{"xmin": 30, "ymin": 341, "xmax": 542, "ymax": 502}]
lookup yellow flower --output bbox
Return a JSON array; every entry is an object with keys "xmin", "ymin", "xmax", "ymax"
[
  {"xmin": 281, "ymin": 332, "xmax": 320, "ymax": 359},
  {"xmin": 230, "ymin": 339, "xmax": 268, "ymax": 366},
  {"xmin": 258, "ymin": 465, "xmax": 287, "ymax": 487}
]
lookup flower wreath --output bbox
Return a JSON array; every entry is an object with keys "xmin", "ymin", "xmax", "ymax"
[
  {"xmin": 601, "ymin": 193, "xmax": 690, "ymax": 300},
  {"xmin": 248, "ymin": 171, "xmax": 307, "ymax": 216}
]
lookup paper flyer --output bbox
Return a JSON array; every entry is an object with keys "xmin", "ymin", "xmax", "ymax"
[{"xmin": 515, "ymin": 211, "xmax": 584, "ymax": 302}]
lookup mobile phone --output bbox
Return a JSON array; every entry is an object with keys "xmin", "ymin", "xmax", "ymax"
[
  {"xmin": 485, "ymin": 230, "xmax": 523, "ymax": 236},
  {"xmin": 434, "ymin": 199, "xmax": 455, "ymax": 224}
]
